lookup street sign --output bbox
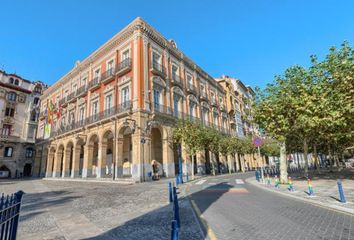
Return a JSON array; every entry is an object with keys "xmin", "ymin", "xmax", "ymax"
[
  {"xmin": 253, "ymin": 137, "xmax": 262, "ymax": 147},
  {"xmin": 140, "ymin": 138, "xmax": 146, "ymax": 144}
]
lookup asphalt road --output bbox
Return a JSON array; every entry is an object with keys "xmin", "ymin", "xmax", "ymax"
[{"xmin": 188, "ymin": 172, "xmax": 354, "ymax": 240}]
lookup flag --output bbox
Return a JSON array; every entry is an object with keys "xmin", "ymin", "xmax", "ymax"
[
  {"xmin": 44, "ymin": 123, "xmax": 51, "ymax": 139},
  {"xmin": 48, "ymin": 100, "xmax": 54, "ymax": 124},
  {"xmin": 56, "ymin": 106, "xmax": 62, "ymax": 119}
]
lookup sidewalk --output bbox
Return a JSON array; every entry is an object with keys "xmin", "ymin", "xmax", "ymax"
[{"xmin": 247, "ymin": 170, "xmax": 354, "ymax": 216}]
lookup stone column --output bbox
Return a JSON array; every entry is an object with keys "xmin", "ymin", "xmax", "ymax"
[
  {"xmin": 71, "ymin": 145, "xmax": 81, "ymax": 178},
  {"xmin": 181, "ymin": 142, "xmax": 191, "ymax": 177},
  {"xmin": 82, "ymin": 145, "xmax": 93, "ymax": 178},
  {"xmin": 235, "ymin": 153, "xmax": 240, "ymax": 172},
  {"xmin": 45, "ymin": 152, "xmax": 54, "ymax": 178},
  {"xmin": 97, "ymin": 142, "xmax": 107, "ymax": 178},
  {"xmin": 228, "ymin": 154, "xmax": 234, "ymax": 173},
  {"xmin": 240, "ymin": 154, "xmax": 246, "ymax": 172},
  {"xmin": 162, "ymin": 137, "xmax": 175, "ymax": 177},
  {"xmin": 52, "ymin": 150, "xmax": 63, "ymax": 178},
  {"xmin": 115, "ymin": 138, "xmax": 124, "ymax": 178},
  {"xmin": 62, "ymin": 149, "xmax": 71, "ymax": 177},
  {"xmin": 131, "ymin": 133, "xmax": 144, "ymax": 182},
  {"xmin": 40, "ymin": 148, "xmax": 48, "ymax": 177}
]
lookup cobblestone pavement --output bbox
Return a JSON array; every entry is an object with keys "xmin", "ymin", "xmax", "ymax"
[
  {"xmin": 0, "ymin": 179, "xmax": 202, "ymax": 240},
  {"xmin": 188, "ymin": 172, "xmax": 354, "ymax": 240}
]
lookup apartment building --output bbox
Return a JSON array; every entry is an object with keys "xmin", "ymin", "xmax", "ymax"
[
  {"xmin": 34, "ymin": 17, "xmax": 230, "ymax": 182},
  {"xmin": 0, "ymin": 70, "xmax": 46, "ymax": 178}
]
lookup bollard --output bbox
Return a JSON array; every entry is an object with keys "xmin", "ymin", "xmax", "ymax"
[
  {"xmin": 337, "ymin": 180, "xmax": 346, "ymax": 203},
  {"xmin": 169, "ymin": 182, "xmax": 173, "ymax": 203},
  {"xmin": 171, "ymin": 220, "xmax": 179, "ymax": 240},
  {"xmin": 173, "ymin": 186, "xmax": 180, "ymax": 228},
  {"xmin": 288, "ymin": 177, "xmax": 294, "ymax": 192},
  {"xmin": 274, "ymin": 176, "xmax": 280, "ymax": 189},
  {"xmin": 307, "ymin": 178, "xmax": 314, "ymax": 196}
]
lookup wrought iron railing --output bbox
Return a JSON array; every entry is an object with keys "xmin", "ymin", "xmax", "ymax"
[
  {"xmin": 151, "ymin": 61, "xmax": 167, "ymax": 76},
  {"xmin": 0, "ymin": 191, "xmax": 24, "ymax": 240},
  {"xmin": 88, "ymin": 77, "xmax": 100, "ymax": 89},
  {"xmin": 116, "ymin": 58, "xmax": 132, "ymax": 74}
]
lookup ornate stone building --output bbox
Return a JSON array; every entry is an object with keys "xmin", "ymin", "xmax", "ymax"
[
  {"xmin": 34, "ymin": 17, "xmax": 230, "ymax": 182},
  {"xmin": 0, "ymin": 70, "xmax": 46, "ymax": 178}
]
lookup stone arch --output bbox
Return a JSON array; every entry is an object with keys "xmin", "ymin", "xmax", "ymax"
[
  {"xmin": 84, "ymin": 134, "xmax": 99, "ymax": 177},
  {"xmin": 98, "ymin": 129, "xmax": 115, "ymax": 178},
  {"xmin": 151, "ymin": 127, "xmax": 163, "ymax": 178},
  {"xmin": 0, "ymin": 165, "xmax": 11, "ymax": 178},
  {"xmin": 117, "ymin": 125, "xmax": 133, "ymax": 177}
]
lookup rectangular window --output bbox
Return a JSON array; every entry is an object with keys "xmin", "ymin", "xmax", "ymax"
[
  {"xmin": 2, "ymin": 124, "xmax": 12, "ymax": 136},
  {"xmin": 26, "ymin": 148, "xmax": 34, "ymax": 158},
  {"xmin": 72, "ymin": 84, "xmax": 77, "ymax": 92},
  {"xmin": 107, "ymin": 60, "xmax": 114, "ymax": 74},
  {"xmin": 152, "ymin": 52, "xmax": 161, "ymax": 64},
  {"xmin": 79, "ymin": 107, "xmax": 85, "ymax": 122},
  {"xmin": 172, "ymin": 65, "xmax": 178, "ymax": 80},
  {"xmin": 5, "ymin": 108, "xmax": 15, "ymax": 117},
  {"xmin": 4, "ymin": 147, "xmax": 13, "ymax": 157},
  {"xmin": 94, "ymin": 69, "xmax": 100, "ymax": 79},
  {"xmin": 153, "ymin": 89, "xmax": 160, "ymax": 110},
  {"xmin": 173, "ymin": 96, "xmax": 179, "ymax": 117},
  {"xmin": 81, "ymin": 77, "xmax": 87, "ymax": 86},
  {"xmin": 105, "ymin": 94, "xmax": 113, "ymax": 114},
  {"xmin": 122, "ymin": 87, "xmax": 129, "ymax": 107},
  {"xmin": 64, "ymin": 90, "xmax": 69, "ymax": 98},
  {"xmin": 122, "ymin": 50, "xmax": 130, "ymax": 60},
  {"xmin": 187, "ymin": 75, "xmax": 193, "ymax": 86},
  {"xmin": 92, "ymin": 101, "xmax": 98, "ymax": 119},
  {"xmin": 69, "ymin": 111, "xmax": 75, "ymax": 124},
  {"xmin": 189, "ymin": 104, "xmax": 194, "ymax": 118}
]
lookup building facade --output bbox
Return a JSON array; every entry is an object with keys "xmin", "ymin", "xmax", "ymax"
[
  {"xmin": 0, "ymin": 70, "xmax": 46, "ymax": 178},
  {"xmin": 34, "ymin": 17, "xmax": 231, "ymax": 182}
]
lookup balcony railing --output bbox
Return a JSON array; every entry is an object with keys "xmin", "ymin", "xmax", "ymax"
[
  {"xmin": 116, "ymin": 58, "xmax": 132, "ymax": 76},
  {"xmin": 76, "ymin": 85, "xmax": 87, "ymax": 97},
  {"xmin": 66, "ymin": 92, "xmax": 76, "ymax": 102},
  {"xmin": 150, "ymin": 61, "xmax": 167, "ymax": 78},
  {"xmin": 101, "ymin": 68, "xmax": 115, "ymax": 83},
  {"xmin": 50, "ymin": 101, "xmax": 132, "ymax": 138},
  {"xmin": 200, "ymin": 91, "xmax": 208, "ymax": 101},
  {"xmin": 59, "ymin": 97, "xmax": 66, "ymax": 106},
  {"xmin": 171, "ymin": 74, "xmax": 183, "ymax": 87},
  {"xmin": 187, "ymin": 84, "xmax": 197, "ymax": 95},
  {"xmin": 88, "ymin": 77, "xmax": 100, "ymax": 90}
]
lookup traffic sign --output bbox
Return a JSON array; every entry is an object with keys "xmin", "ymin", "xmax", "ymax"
[{"xmin": 253, "ymin": 137, "xmax": 263, "ymax": 147}]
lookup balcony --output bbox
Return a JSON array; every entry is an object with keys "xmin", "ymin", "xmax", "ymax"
[
  {"xmin": 50, "ymin": 101, "xmax": 132, "ymax": 138},
  {"xmin": 116, "ymin": 58, "xmax": 132, "ymax": 77},
  {"xmin": 59, "ymin": 97, "xmax": 67, "ymax": 107},
  {"xmin": 200, "ymin": 91, "xmax": 208, "ymax": 101},
  {"xmin": 171, "ymin": 74, "xmax": 183, "ymax": 87},
  {"xmin": 66, "ymin": 92, "xmax": 76, "ymax": 103},
  {"xmin": 153, "ymin": 104, "xmax": 172, "ymax": 115},
  {"xmin": 101, "ymin": 68, "xmax": 116, "ymax": 84},
  {"xmin": 187, "ymin": 84, "xmax": 197, "ymax": 95},
  {"xmin": 88, "ymin": 77, "xmax": 101, "ymax": 91},
  {"xmin": 150, "ymin": 61, "xmax": 167, "ymax": 78},
  {"xmin": 0, "ymin": 134, "xmax": 20, "ymax": 142},
  {"xmin": 76, "ymin": 85, "xmax": 87, "ymax": 97}
]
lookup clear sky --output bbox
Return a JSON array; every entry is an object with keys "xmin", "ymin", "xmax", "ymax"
[{"xmin": 1, "ymin": 0, "xmax": 353, "ymax": 89}]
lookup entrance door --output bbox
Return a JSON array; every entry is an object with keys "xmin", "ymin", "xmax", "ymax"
[{"xmin": 23, "ymin": 164, "xmax": 32, "ymax": 177}]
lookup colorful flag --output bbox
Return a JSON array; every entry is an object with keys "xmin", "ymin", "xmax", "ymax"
[{"xmin": 48, "ymin": 100, "xmax": 54, "ymax": 124}]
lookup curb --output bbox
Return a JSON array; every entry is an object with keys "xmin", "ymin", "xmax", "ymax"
[{"xmin": 246, "ymin": 177, "xmax": 354, "ymax": 217}]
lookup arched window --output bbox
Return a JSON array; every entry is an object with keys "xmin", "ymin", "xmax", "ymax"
[
  {"xmin": 4, "ymin": 147, "xmax": 13, "ymax": 157},
  {"xmin": 30, "ymin": 110, "xmax": 37, "ymax": 121},
  {"xmin": 7, "ymin": 92, "xmax": 17, "ymax": 101},
  {"xmin": 14, "ymin": 79, "xmax": 19, "ymax": 85},
  {"xmin": 33, "ymin": 97, "xmax": 39, "ymax": 105},
  {"xmin": 34, "ymin": 86, "xmax": 41, "ymax": 94},
  {"xmin": 26, "ymin": 148, "xmax": 34, "ymax": 158},
  {"xmin": 9, "ymin": 78, "xmax": 14, "ymax": 84}
]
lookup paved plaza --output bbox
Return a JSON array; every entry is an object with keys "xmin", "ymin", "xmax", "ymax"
[{"xmin": 0, "ymin": 179, "xmax": 202, "ymax": 240}]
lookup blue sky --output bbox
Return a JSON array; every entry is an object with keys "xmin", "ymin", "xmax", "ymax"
[{"xmin": 1, "ymin": 0, "xmax": 353, "ymax": 89}]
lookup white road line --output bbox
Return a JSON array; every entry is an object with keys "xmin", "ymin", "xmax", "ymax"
[
  {"xmin": 195, "ymin": 180, "xmax": 206, "ymax": 185},
  {"xmin": 208, "ymin": 182, "xmax": 217, "ymax": 185},
  {"xmin": 235, "ymin": 179, "xmax": 245, "ymax": 184}
]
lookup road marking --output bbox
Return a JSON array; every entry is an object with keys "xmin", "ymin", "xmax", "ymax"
[
  {"xmin": 195, "ymin": 180, "xmax": 206, "ymax": 185},
  {"xmin": 235, "ymin": 179, "xmax": 245, "ymax": 184},
  {"xmin": 202, "ymin": 188, "xmax": 248, "ymax": 193},
  {"xmin": 208, "ymin": 182, "xmax": 217, "ymax": 185},
  {"xmin": 190, "ymin": 200, "xmax": 218, "ymax": 240}
]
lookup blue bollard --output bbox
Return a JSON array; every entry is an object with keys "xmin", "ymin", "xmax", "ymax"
[
  {"xmin": 337, "ymin": 180, "xmax": 346, "ymax": 203},
  {"xmin": 169, "ymin": 182, "xmax": 173, "ymax": 203},
  {"xmin": 173, "ymin": 187, "xmax": 180, "ymax": 228},
  {"xmin": 171, "ymin": 220, "xmax": 179, "ymax": 240}
]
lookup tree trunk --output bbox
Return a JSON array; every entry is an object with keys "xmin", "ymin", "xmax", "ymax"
[
  {"xmin": 303, "ymin": 139, "xmax": 309, "ymax": 175},
  {"xmin": 313, "ymin": 144, "xmax": 321, "ymax": 174},
  {"xmin": 328, "ymin": 144, "xmax": 333, "ymax": 172},
  {"xmin": 335, "ymin": 154, "xmax": 341, "ymax": 172},
  {"xmin": 279, "ymin": 141, "xmax": 288, "ymax": 183},
  {"xmin": 192, "ymin": 154, "xmax": 195, "ymax": 180}
]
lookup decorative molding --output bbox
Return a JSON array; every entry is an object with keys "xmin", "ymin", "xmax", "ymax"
[
  {"xmin": 90, "ymin": 92, "xmax": 100, "ymax": 100},
  {"xmin": 172, "ymin": 86, "xmax": 185, "ymax": 98},
  {"xmin": 152, "ymin": 76, "xmax": 166, "ymax": 89},
  {"xmin": 188, "ymin": 94, "xmax": 199, "ymax": 104},
  {"xmin": 118, "ymin": 76, "xmax": 132, "ymax": 87}
]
